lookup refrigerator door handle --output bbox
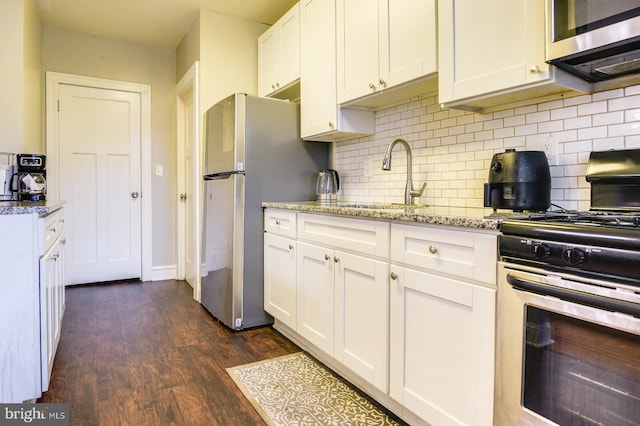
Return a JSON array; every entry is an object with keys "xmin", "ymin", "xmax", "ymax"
[{"xmin": 203, "ymin": 170, "xmax": 245, "ymax": 181}]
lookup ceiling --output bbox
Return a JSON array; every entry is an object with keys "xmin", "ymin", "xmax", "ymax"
[{"xmin": 35, "ymin": 0, "xmax": 299, "ymax": 50}]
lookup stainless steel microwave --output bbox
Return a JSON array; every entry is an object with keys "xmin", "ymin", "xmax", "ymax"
[{"xmin": 546, "ymin": 0, "xmax": 640, "ymax": 82}]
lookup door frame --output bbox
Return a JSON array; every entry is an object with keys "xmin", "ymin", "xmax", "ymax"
[
  {"xmin": 45, "ymin": 72, "xmax": 152, "ymax": 282},
  {"xmin": 176, "ymin": 61, "xmax": 201, "ymax": 301}
]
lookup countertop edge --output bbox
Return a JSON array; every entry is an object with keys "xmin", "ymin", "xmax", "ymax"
[
  {"xmin": 262, "ymin": 201, "xmax": 502, "ymax": 230},
  {"xmin": 0, "ymin": 200, "xmax": 66, "ymax": 216}
]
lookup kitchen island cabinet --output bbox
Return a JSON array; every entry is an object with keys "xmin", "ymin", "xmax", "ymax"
[
  {"xmin": 0, "ymin": 203, "xmax": 65, "ymax": 402},
  {"xmin": 438, "ymin": 0, "xmax": 590, "ymax": 112},
  {"xmin": 299, "ymin": 0, "xmax": 374, "ymax": 142},
  {"xmin": 336, "ymin": 0, "xmax": 438, "ymax": 109}
]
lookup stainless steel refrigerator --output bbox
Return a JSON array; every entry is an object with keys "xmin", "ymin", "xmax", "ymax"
[{"xmin": 201, "ymin": 93, "xmax": 328, "ymax": 330}]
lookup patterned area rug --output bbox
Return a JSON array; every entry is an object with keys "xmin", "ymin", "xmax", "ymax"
[{"xmin": 227, "ymin": 352, "xmax": 401, "ymax": 426}]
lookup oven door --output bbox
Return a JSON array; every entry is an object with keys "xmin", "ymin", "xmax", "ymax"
[{"xmin": 495, "ymin": 262, "xmax": 640, "ymax": 425}]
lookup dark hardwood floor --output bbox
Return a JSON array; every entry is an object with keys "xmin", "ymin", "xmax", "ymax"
[{"xmin": 38, "ymin": 279, "xmax": 300, "ymax": 425}]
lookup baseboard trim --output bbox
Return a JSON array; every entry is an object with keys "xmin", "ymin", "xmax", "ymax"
[{"xmin": 150, "ymin": 265, "xmax": 176, "ymax": 281}]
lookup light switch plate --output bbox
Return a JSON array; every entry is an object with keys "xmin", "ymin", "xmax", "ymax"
[{"xmin": 155, "ymin": 164, "xmax": 163, "ymax": 176}]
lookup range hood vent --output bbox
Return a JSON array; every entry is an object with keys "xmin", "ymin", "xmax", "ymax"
[{"xmin": 550, "ymin": 37, "xmax": 640, "ymax": 83}]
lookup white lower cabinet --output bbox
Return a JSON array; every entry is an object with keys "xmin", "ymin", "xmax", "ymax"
[
  {"xmin": 264, "ymin": 233, "xmax": 297, "ymax": 330},
  {"xmin": 0, "ymin": 207, "xmax": 66, "ymax": 402},
  {"xmin": 296, "ymin": 238, "xmax": 390, "ymax": 393},
  {"xmin": 296, "ymin": 241, "xmax": 336, "ymax": 355},
  {"xmin": 263, "ymin": 209, "xmax": 497, "ymax": 424},
  {"xmin": 388, "ymin": 266, "xmax": 495, "ymax": 426},
  {"xmin": 389, "ymin": 222, "xmax": 496, "ymax": 425},
  {"xmin": 334, "ymin": 250, "xmax": 389, "ymax": 393},
  {"xmin": 40, "ymin": 230, "xmax": 66, "ymax": 392}
]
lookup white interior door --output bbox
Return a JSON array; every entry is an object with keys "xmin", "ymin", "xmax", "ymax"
[
  {"xmin": 180, "ymin": 87, "xmax": 196, "ymax": 288},
  {"xmin": 176, "ymin": 62, "xmax": 200, "ymax": 300},
  {"xmin": 58, "ymin": 84, "xmax": 142, "ymax": 285}
]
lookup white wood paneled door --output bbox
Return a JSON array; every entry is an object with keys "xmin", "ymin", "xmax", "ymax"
[{"xmin": 58, "ymin": 84, "xmax": 142, "ymax": 284}]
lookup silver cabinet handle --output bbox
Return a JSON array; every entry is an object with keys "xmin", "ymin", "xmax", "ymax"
[
  {"xmin": 429, "ymin": 245, "xmax": 438, "ymax": 254},
  {"xmin": 131, "ymin": 192, "xmax": 139, "ymax": 199},
  {"xmin": 390, "ymin": 272, "xmax": 398, "ymax": 280},
  {"xmin": 325, "ymin": 254, "xmax": 331, "ymax": 260},
  {"xmin": 289, "ymin": 244, "xmax": 294, "ymax": 250},
  {"xmin": 369, "ymin": 82, "xmax": 376, "ymax": 90},
  {"xmin": 275, "ymin": 220, "xmax": 280, "ymax": 226},
  {"xmin": 334, "ymin": 256, "xmax": 340, "ymax": 263},
  {"xmin": 530, "ymin": 65, "xmax": 541, "ymax": 74},
  {"xmin": 180, "ymin": 193, "xmax": 187, "ymax": 201},
  {"xmin": 271, "ymin": 83, "xmax": 276, "ymax": 90},
  {"xmin": 328, "ymin": 121, "xmax": 334, "ymax": 129},
  {"xmin": 379, "ymin": 79, "xmax": 386, "ymax": 87}
]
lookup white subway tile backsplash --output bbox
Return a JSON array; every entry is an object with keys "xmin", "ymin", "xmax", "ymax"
[{"xmin": 334, "ymin": 84, "xmax": 640, "ymax": 210}]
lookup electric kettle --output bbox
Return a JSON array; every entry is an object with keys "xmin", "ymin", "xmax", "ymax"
[{"xmin": 316, "ymin": 169, "xmax": 339, "ymax": 203}]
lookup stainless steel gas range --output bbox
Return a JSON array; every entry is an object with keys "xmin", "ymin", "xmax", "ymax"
[{"xmin": 494, "ymin": 149, "xmax": 640, "ymax": 425}]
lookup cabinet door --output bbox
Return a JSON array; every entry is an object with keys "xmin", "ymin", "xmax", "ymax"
[
  {"xmin": 264, "ymin": 233, "xmax": 297, "ymax": 330},
  {"xmin": 334, "ymin": 251, "xmax": 389, "ymax": 392},
  {"xmin": 336, "ymin": 0, "xmax": 380, "ymax": 103},
  {"xmin": 389, "ymin": 266, "xmax": 496, "ymax": 426},
  {"xmin": 300, "ymin": 0, "xmax": 337, "ymax": 138},
  {"xmin": 438, "ymin": 0, "xmax": 547, "ymax": 104},
  {"xmin": 279, "ymin": 3, "xmax": 300, "ymax": 88},
  {"xmin": 258, "ymin": 26, "xmax": 280, "ymax": 97},
  {"xmin": 297, "ymin": 241, "xmax": 335, "ymax": 356},
  {"xmin": 379, "ymin": 0, "xmax": 437, "ymax": 90},
  {"xmin": 40, "ymin": 238, "xmax": 64, "ymax": 392}
]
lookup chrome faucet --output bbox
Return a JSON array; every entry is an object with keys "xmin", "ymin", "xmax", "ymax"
[{"xmin": 382, "ymin": 138, "xmax": 426, "ymax": 205}]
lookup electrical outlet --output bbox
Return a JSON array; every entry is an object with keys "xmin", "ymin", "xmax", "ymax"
[{"xmin": 542, "ymin": 136, "xmax": 558, "ymax": 166}]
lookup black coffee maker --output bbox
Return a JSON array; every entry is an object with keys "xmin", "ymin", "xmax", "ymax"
[
  {"xmin": 12, "ymin": 154, "xmax": 47, "ymax": 201},
  {"xmin": 483, "ymin": 149, "xmax": 550, "ymax": 212}
]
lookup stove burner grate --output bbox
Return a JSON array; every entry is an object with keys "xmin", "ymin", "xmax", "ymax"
[{"xmin": 523, "ymin": 210, "xmax": 640, "ymax": 228}]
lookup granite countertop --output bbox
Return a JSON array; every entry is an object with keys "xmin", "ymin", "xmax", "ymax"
[
  {"xmin": 262, "ymin": 201, "xmax": 505, "ymax": 230},
  {"xmin": 0, "ymin": 200, "xmax": 65, "ymax": 216}
]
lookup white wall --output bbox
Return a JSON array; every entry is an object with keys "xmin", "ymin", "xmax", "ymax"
[
  {"xmin": 198, "ymin": 10, "xmax": 268, "ymax": 111},
  {"xmin": 0, "ymin": 0, "xmax": 42, "ymax": 155},
  {"xmin": 335, "ymin": 84, "xmax": 640, "ymax": 216},
  {"xmin": 23, "ymin": 0, "xmax": 42, "ymax": 154},
  {"xmin": 43, "ymin": 27, "xmax": 177, "ymax": 268}
]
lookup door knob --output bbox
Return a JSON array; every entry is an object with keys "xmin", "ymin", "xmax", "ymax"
[
  {"xmin": 180, "ymin": 193, "xmax": 187, "ymax": 201},
  {"xmin": 131, "ymin": 192, "xmax": 139, "ymax": 199}
]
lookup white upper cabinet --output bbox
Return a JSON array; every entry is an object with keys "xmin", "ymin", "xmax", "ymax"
[
  {"xmin": 438, "ymin": 0, "xmax": 591, "ymax": 112},
  {"xmin": 258, "ymin": 2, "xmax": 300, "ymax": 99},
  {"xmin": 337, "ymin": 0, "xmax": 438, "ymax": 109},
  {"xmin": 299, "ymin": 0, "xmax": 374, "ymax": 142}
]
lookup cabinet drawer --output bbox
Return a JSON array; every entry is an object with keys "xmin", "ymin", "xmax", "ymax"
[
  {"xmin": 40, "ymin": 208, "xmax": 64, "ymax": 255},
  {"xmin": 264, "ymin": 209, "xmax": 297, "ymax": 238},
  {"xmin": 391, "ymin": 223, "xmax": 497, "ymax": 284},
  {"xmin": 298, "ymin": 213, "xmax": 389, "ymax": 257}
]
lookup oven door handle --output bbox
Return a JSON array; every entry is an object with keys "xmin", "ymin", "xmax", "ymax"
[{"xmin": 506, "ymin": 274, "xmax": 640, "ymax": 318}]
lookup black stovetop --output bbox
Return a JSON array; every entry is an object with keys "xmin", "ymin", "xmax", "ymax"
[{"xmin": 499, "ymin": 209, "xmax": 640, "ymax": 251}]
